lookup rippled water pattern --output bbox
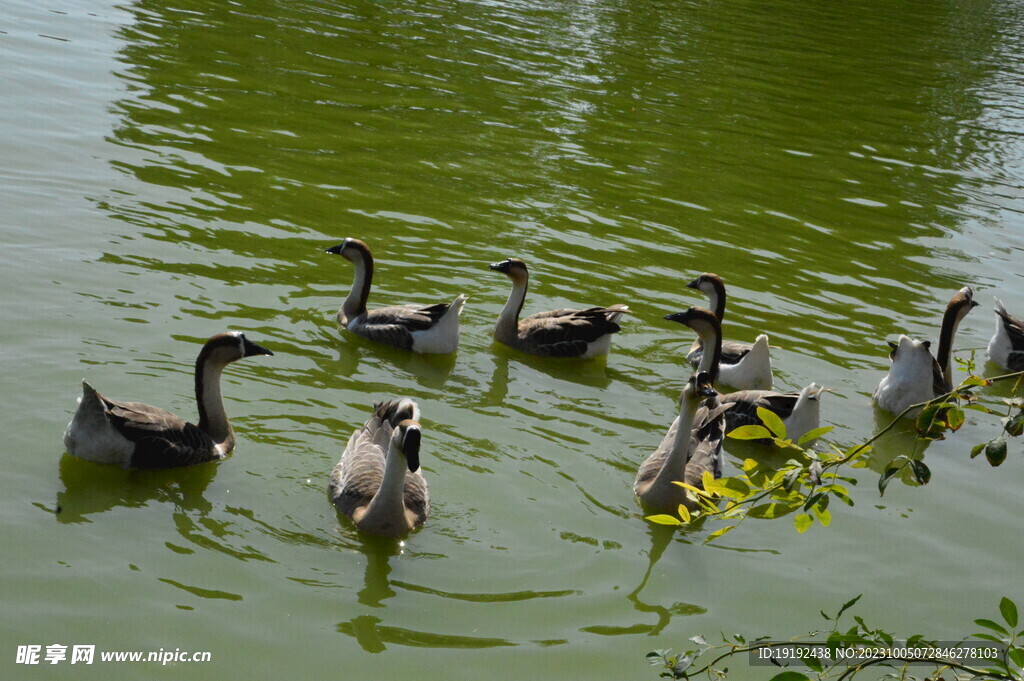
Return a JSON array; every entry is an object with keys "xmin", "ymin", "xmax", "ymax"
[{"xmin": 3, "ymin": 0, "xmax": 1023, "ymax": 678}]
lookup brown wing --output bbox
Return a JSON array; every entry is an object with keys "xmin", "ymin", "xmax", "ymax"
[
  {"xmin": 519, "ymin": 307, "xmax": 622, "ymax": 357},
  {"xmin": 99, "ymin": 397, "xmax": 219, "ymax": 468},
  {"xmin": 719, "ymin": 390, "xmax": 799, "ymax": 432},
  {"xmin": 687, "ymin": 338, "xmax": 752, "ymax": 368},
  {"xmin": 997, "ymin": 307, "xmax": 1024, "ymax": 349},
  {"xmin": 355, "ymin": 304, "xmax": 453, "ymax": 349}
]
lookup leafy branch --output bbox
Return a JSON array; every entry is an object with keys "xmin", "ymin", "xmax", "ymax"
[
  {"xmin": 647, "ymin": 596, "xmax": 1024, "ymax": 681},
  {"xmin": 646, "ymin": 365, "xmax": 1024, "ymax": 540}
]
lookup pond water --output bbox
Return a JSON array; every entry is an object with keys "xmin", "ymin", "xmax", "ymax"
[{"xmin": 2, "ymin": 0, "xmax": 1023, "ymax": 678}]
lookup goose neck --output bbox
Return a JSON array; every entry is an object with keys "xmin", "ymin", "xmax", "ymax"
[
  {"xmin": 360, "ymin": 441, "xmax": 410, "ymax": 528},
  {"xmin": 936, "ymin": 303, "xmax": 968, "ymax": 391},
  {"xmin": 195, "ymin": 359, "xmax": 233, "ymax": 447},
  {"xmin": 695, "ymin": 323, "xmax": 723, "ymax": 384},
  {"xmin": 342, "ymin": 252, "xmax": 373, "ymax": 322},
  {"xmin": 495, "ymin": 274, "xmax": 528, "ymax": 341},
  {"xmin": 654, "ymin": 394, "xmax": 701, "ymax": 488}
]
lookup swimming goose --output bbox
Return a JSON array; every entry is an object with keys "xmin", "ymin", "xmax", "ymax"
[
  {"xmin": 329, "ymin": 399, "xmax": 429, "ymax": 538},
  {"xmin": 987, "ymin": 299, "xmax": 1024, "ymax": 372},
  {"xmin": 873, "ymin": 286, "xmax": 978, "ymax": 416},
  {"xmin": 326, "ymin": 238, "xmax": 467, "ymax": 354},
  {"xmin": 635, "ymin": 371, "xmax": 729, "ymax": 514},
  {"xmin": 669, "ymin": 306, "xmax": 826, "ymax": 443},
  {"xmin": 63, "ymin": 332, "xmax": 274, "ymax": 468},
  {"xmin": 685, "ymin": 273, "xmax": 773, "ymax": 390},
  {"xmin": 488, "ymin": 257, "xmax": 629, "ymax": 358}
]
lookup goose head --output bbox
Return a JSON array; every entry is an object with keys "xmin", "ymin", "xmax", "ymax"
[
  {"xmin": 198, "ymin": 331, "xmax": 274, "ymax": 366},
  {"xmin": 938, "ymin": 286, "xmax": 978, "ymax": 350},
  {"xmin": 686, "ymin": 273, "xmax": 726, "ymax": 299},
  {"xmin": 664, "ymin": 306, "xmax": 721, "ymax": 337},
  {"xmin": 693, "ymin": 370, "xmax": 717, "ymax": 398},
  {"xmin": 488, "ymin": 257, "xmax": 529, "ymax": 282},
  {"xmin": 325, "ymin": 238, "xmax": 372, "ymax": 263},
  {"xmin": 390, "ymin": 419, "xmax": 422, "ymax": 473},
  {"xmin": 665, "ymin": 306, "xmax": 723, "ymax": 379}
]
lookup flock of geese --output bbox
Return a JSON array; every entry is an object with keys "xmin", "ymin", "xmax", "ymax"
[{"xmin": 63, "ymin": 238, "xmax": 1024, "ymax": 538}]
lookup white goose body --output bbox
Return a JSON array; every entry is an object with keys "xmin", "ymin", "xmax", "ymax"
[
  {"xmin": 329, "ymin": 399, "xmax": 429, "ymax": 538},
  {"xmin": 987, "ymin": 299, "xmax": 1024, "ymax": 372},
  {"xmin": 327, "ymin": 238, "xmax": 466, "ymax": 354},
  {"xmin": 873, "ymin": 286, "xmax": 978, "ymax": 417},
  {"xmin": 489, "ymin": 258, "xmax": 629, "ymax": 358},
  {"xmin": 686, "ymin": 273, "xmax": 773, "ymax": 390},
  {"xmin": 671, "ymin": 306, "xmax": 826, "ymax": 443},
  {"xmin": 63, "ymin": 332, "xmax": 273, "ymax": 468},
  {"xmin": 635, "ymin": 371, "xmax": 726, "ymax": 514},
  {"xmin": 872, "ymin": 335, "xmax": 937, "ymax": 416}
]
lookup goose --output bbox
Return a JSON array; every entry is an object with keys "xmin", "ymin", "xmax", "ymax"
[
  {"xmin": 63, "ymin": 332, "xmax": 274, "ymax": 468},
  {"xmin": 669, "ymin": 306, "xmax": 827, "ymax": 443},
  {"xmin": 685, "ymin": 273, "xmax": 773, "ymax": 390},
  {"xmin": 873, "ymin": 286, "xmax": 978, "ymax": 416},
  {"xmin": 488, "ymin": 257, "xmax": 629, "ymax": 358},
  {"xmin": 326, "ymin": 238, "xmax": 467, "ymax": 354},
  {"xmin": 634, "ymin": 370, "xmax": 729, "ymax": 514},
  {"xmin": 328, "ymin": 399, "xmax": 429, "ymax": 538},
  {"xmin": 987, "ymin": 299, "xmax": 1024, "ymax": 372}
]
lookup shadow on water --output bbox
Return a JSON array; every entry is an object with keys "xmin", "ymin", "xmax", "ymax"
[
  {"xmin": 54, "ymin": 454, "xmax": 216, "ymax": 523},
  {"xmin": 333, "ymin": 533, "xmax": 523, "ymax": 653},
  {"xmin": 483, "ymin": 342, "xmax": 616, "ymax": 405}
]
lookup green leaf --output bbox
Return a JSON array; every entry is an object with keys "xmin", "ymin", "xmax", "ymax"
[
  {"xmin": 767, "ymin": 672, "xmax": 811, "ymax": 681},
  {"xmin": 909, "ymin": 460, "xmax": 931, "ymax": 485},
  {"xmin": 783, "ymin": 468, "xmax": 802, "ymax": 493},
  {"xmin": 803, "ymin": 492, "xmax": 825, "ymax": 512},
  {"xmin": 961, "ymin": 375, "xmax": 991, "ymax": 387},
  {"xmin": 812, "ymin": 506, "xmax": 832, "ymax": 527},
  {"xmin": 748, "ymin": 502, "xmax": 800, "ymax": 519},
  {"xmin": 805, "ymin": 657, "xmax": 824, "ymax": 673},
  {"xmin": 946, "ymin": 407, "xmax": 965, "ymax": 431},
  {"xmin": 973, "ymin": 633, "xmax": 1007, "ymax": 643},
  {"xmin": 794, "ymin": 513, "xmax": 813, "ymax": 533},
  {"xmin": 838, "ymin": 594, "xmax": 863, "ymax": 619},
  {"xmin": 1004, "ymin": 411, "xmax": 1024, "ymax": 437},
  {"xmin": 757, "ymin": 407, "xmax": 787, "ymax": 439},
  {"xmin": 703, "ymin": 476, "xmax": 752, "ymax": 500},
  {"xmin": 971, "ymin": 442, "xmax": 987, "ymax": 459},
  {"xmin": 986, "ymin": 437, "xmax": 1008, "ymax": 467},
  {"xmin": 964, "ymin": 403, "xmax": 995, "ymax": 414},
  {"xmin": 728, "ymin": 424, "xmax": 773, "ymax": 440},
  {"xmin": 704, "ymin": 525, "xmax": 736, "ymax": 543},
  {"xmin": 797, "ymin": 426, "xmax": 833, "ymax": 446},
  {"xmin": 1008, "ymin": 647, "xmax": 1024, "ymax": 669},
  {"xmin": 646, "ymin": 514, "xmax": 683, "ymax": 526},
  {"xmin": 1001, "ymin": 596, "xmax": 1019, "ymax": 628},
  {"xmin": 647, "ymin": 650, "xmax": 667, "ymax": 663},
  {"xmin": 975, "ymin": 618, "xmax": 1010, "ymax": 636},
  {"xmin": 676, "ymin": 504, "xmax": 692, "ymax": 524},
  {"xmin": 878, "ymin": 466, "xmax": 899, "ymax": 496},
  {"xmin": 915, "ymin": 403, "xmax": 947, "ymax": 439}
]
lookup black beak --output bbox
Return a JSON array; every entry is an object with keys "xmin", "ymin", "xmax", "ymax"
[
  {"xmin": 886, "ymin": 340, "xmax": 898, "ymax": 351},
  {"xmin": 242, "ymin": 337, "xmax": 274, "ymax": 357},
  {"xmin": 325, "ymin": 243, "xmax": 344, "ymax": 255},
  {"xmin": 403, "ymin": 427, "xmax": 422, "ymax": 472},
  {"xmin": 488, "ymin": 261, "xmax": 508, "ymax": 272},
  {"xmin": 664, "ymin": 311, "xmax": 689, "ymax": 324},
  {"xmin": 686, "ymin": 277, "xmax": 700, "ymax": 290}
]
